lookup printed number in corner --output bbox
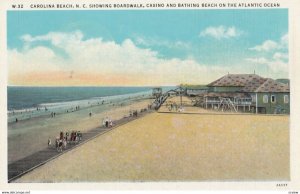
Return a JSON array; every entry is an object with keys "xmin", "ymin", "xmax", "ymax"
[
  {"xmin": 276, "ymin": 183, "xmax": 288, "ymax": 187},
  {"xmin": 12, "ymin": 4, "xmax": 24, "ymax": 9}
]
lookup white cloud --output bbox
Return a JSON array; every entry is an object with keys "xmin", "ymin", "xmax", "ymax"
[
  {"xmin": 8, "ymin": 46, "xmax": 62, "ymax": 73},
  {"xmin": 199, "ymin": 26, "xmax": 243, "ymax": 40},
  {"xmin": 246, "ymin": 33, "xmax": 289, "ymax": 76},
  {"xmin": 281, "ymin": 33, "xmax": 288, "ymax": 47},
  {"xmin": 21, "ymin": 31, "xmax": 84, "ymax": 46},
  {"xmin": 273, "ymin": 52, "xmax": 288, "ymax": 61},
  {"xmin": 245, "ymin": 57, "xmax": 269, "ymax": 64},
  {"xmin": 9, "ymin": 31, "xmax": 232, "ymax": 85},
  {"xmin": 249, "ymin": 33, "xmax": 288, "ymax": 52},
  {"xmin": 249, "ymin": 40, "xmax": 279, "ymax": 52},
  {"xmin": 245, "ymin": 57, "xmax": 288, "ymax": 74},
  {"xmin": 134, "ymin": 36, "xmax": 190, "ymax": 49}
]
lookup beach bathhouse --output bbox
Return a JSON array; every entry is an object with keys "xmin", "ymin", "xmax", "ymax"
[{"xmin": 202, "ymin": 74, "xmax": 290, "ymax": 114}]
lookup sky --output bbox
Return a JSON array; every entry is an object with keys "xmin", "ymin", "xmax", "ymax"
[{"xmin": 7, "ymin": 9, "xmax": 288, "ymax": 86}]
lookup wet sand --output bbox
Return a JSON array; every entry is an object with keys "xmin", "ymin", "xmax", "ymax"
[
  {"xmin": 14, "ymin": 97, "xmax": 289, "ymax": 182},
  {"xmin": 8, "ymin": 97, "xmax": 153, "ymax": 163}
]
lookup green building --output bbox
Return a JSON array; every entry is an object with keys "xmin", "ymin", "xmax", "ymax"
[{"xmin": 204, "ymin": 74, "xmax": 289, "ymax": 114}]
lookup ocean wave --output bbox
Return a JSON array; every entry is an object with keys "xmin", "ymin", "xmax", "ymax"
[{"xmin": 7, "ymin": 90, "xmax": 152, "ymax": 123}]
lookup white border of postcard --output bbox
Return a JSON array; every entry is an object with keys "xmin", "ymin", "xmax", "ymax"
[{"xmin": 0, "ymin": 0, "xmax": 300, "ymax": 192}]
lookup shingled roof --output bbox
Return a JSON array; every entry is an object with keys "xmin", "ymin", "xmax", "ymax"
[
  {"xmin": 255, "ymin": 78, "xmax": 289, "ymax": 93},
  {"xmin": 240, "ymin": 77, "xmax": 268, "ymax": 92},
  {"xmin": 207, "ymin": 74, "xmax": 289, "ymax": 93},
  {"xmin": 207, "ymin": 74, "xmax": 265, "ymax": 87}
]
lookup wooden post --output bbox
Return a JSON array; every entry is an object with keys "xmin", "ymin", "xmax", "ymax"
[
  {"xmin": 180, "ymin": 87, "xmax": 183, "ymax": 106},
  {"xmin": 255, "ymin": 93, "xmax": 258, "ymax": 114}
]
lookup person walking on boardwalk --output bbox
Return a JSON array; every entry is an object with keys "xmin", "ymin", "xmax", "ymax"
[
  {"xmin": 102, "ymin": 118, "xmax": 106, "ymax": 127},
  {"xmin": 55, "ymin": 138, "xmax": 59, "ymax": 151},
  {"xmin": 58, "ymin": 139, "xmax": 63, "ymax": 152},
  {"xmin": 48, "ymin": 138, "xmax": 51, "ymax": 147},
  {"xmin": 63, "ymin": 137, "xmax": 67, "ymax": 149},
  {"xmin": 60, "ymin": 131, "xmax": 64, "ymax": 140},
  {"xmin": 65, "ymin": 132, "xmax": 69, "ymax": 142},
  {"xmin": 78, "ymin": 131, "xmax": 82, "ymax": 141},
  {"xmin": 105, "ymin": 117, "xmax": 109, "ymax": 127}
]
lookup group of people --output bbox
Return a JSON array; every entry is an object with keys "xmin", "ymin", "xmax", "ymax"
[
  {"xmin": 36, "ymin": 107, "xmax": 48, "ymax": 111},
  {"xmin": 129, "ymin": 110, "xmax": 138, "ymax": 117},
  {"xmin": 48, "ymin": 130, "xmax": 83, "ymax": 152},
  {"xmin": 166, "ymin": 102, "xmax": 184, "ymax": 112},
  {"xmin": 68, "ymin": 131, "xmax": 82, "ymax": 143},
  {"xmin": 50, "ymin": 112, "xmax": 56, "ymax": 117},
  {"xmin": 102, "ymin": 117, "xmax": 113, "ymax": 128},
  {"xmin": 54, "ymin": 137, "xmax": 67, "ymax": 152}
]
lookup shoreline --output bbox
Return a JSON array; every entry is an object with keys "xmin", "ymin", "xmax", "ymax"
[{"xmin": 7, "ymin": 91, "xmax": 152, "ymax": 123}]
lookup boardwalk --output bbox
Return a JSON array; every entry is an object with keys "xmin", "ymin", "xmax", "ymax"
[{"xmin": 8, "ymin": 109, "xmax": 153, "ymax": 182}]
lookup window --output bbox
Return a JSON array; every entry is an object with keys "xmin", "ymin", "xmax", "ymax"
[
  {"xmin": 251, "ymin": 94, "xmax": 256, "ymax": 102},
  {"xmin": 284, "ymin": 95, "xmax": 289, "ymax": 104},
  {"xmin": 271, "ymin": 95, "xmax": 276, "ymax": 103},
  {"xmin": 263, "ymin": 95, "xmax": 268, "ymax": 103}
]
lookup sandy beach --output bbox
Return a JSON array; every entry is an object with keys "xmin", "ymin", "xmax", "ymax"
[
  {"xmin": 159, "ymin": 96, "xmax": 216, "ymax": 113},
  {"xmin": 8, "ymin": 97, "xmax": 153, "ymax": 163},
  {"xmin": 14, "ymin": 97, "xmax": 289, "ymax": 182}
]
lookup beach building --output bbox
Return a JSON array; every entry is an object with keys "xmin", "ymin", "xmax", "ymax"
[
  {"xmin": 198, "ymin": 74, "xmax": 289, "ymax": 114},
  {"xmin": 181, "ymin": 85, "xmax": 209, "ymax": 97}
]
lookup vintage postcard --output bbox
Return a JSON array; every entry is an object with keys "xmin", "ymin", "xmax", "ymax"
[{"xmin": 0, "ymin": 0, "xmax": 300, "ymax": 192}]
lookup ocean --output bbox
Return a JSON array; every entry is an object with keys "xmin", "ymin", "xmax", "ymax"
[
  {"xmin": 7, "ymin": 86, "xmax": 155, "ymax": 110},
  {"xmin": 7, "ymin": 86, "xmax": 174, "ymax": 122}
]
